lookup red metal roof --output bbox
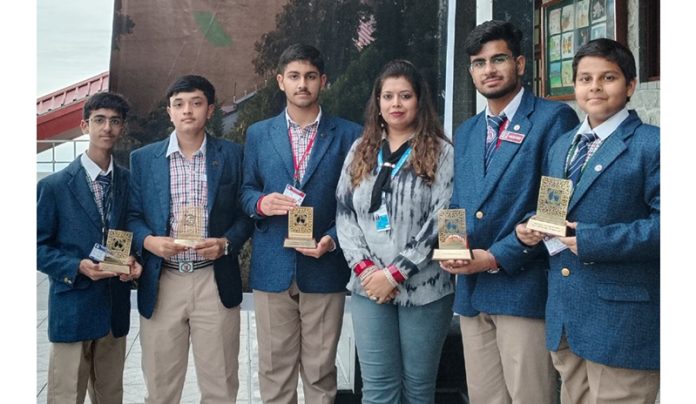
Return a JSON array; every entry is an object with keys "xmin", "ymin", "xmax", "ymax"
[{"xmin": 37, "ymin": 72, "xmax": 109, "ymax": 141}]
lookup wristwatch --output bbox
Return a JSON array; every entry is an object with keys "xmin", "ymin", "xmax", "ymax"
[{"xmin": 223, "ymin": 239, "xmax": 230, "ymax": 256}]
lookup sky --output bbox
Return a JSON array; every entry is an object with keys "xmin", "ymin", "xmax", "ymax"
[
  {"xmin": 37, "ymin": 0, "xmax": 114, "ymax": 96},
  {"xmin": 1, "ymin": 0, "xmax": 693, "ymax": 401}
]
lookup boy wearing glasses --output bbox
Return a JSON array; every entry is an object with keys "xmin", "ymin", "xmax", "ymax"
[
  {"xmin": 440, "ymin": 20, "xmax": 578, "ymax": 403},
  {"xmin": 128, "ymin": 75, "xmax": 253, "ymax": 403},
  {"xmin": 517, "ymin": 38, "xmax": 660, "ymax": 403},
  {"xmin": 37, "ymin": 92, "xmax": 142, "ymax": 404}
]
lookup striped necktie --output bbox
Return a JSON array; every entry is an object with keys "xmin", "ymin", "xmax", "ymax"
[
  {"xmin": 95, "ymin": 173, "xmax": 112, "ymax": 226},
  {"xmin": 566, "ymin": 132, "xmax": 598, "ymax": 187},
  {"xmin": 485, "ymin": 113, "xmax": 506, "ymax": 173}
]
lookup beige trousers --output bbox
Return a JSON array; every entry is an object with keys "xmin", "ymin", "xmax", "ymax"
[
  {"xmin": 47, "ymin": 331, "xmax": 126, "ymax": 404},
  {"xmin": 460, "ymin": 313, "xmax": 558, "ymax": 404},
  {"xmin": 551, "ymin": 336, "xmax": 660, "ymax": 404},
  {"xmin": 253, "ymin": 281, "xmax": 345, "ymax": 404},
  {"xmin": 140, "ymin": 265, "xmax": 241, "ymax": 404}
]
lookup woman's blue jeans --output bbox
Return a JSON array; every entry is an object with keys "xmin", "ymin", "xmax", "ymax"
[{"xmin": 351, "ymin": 293, "xmax": 455, "ymax": 404}]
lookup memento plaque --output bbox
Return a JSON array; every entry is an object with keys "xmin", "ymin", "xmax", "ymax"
[
  {"xmin": 433, "ymin": 209, "xmax": 472, "ymax": 260},
  {"xmin": 174, "ymin": 206, "xmax": 205, "ymax": 247},
  {"xmin": 284, "ymin": 207, "xmax": 317, "ymax": 248},
  {"xmin": 100, "ymin": 230, "xmax": 132, "ymax": 275},
  {"xmin": 526, "ymin": 176, "xmax": 573, "ymax": 237}
]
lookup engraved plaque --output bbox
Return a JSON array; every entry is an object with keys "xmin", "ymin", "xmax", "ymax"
[
  {"xmin": 284, "ymin": 207, "xmax": 317, "ymax": 248},
  {"xmin": 433, "ymin": 209, "xmax": 472, "ymax": 260},
  {"xmin": 100, "ymin": 229, "xmax": 132, "ymax": 275},
  {"xmin": 526, "ymin": 176, "xmax": 573, "ymax": 237},
  {"xmin": 174, "ymin": 206, "xmax": 206, "ymax": 247}
]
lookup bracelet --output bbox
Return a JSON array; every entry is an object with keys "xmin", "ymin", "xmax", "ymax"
[
  {"xmin": 354, "ymin": 259, "xmax": 376, "ymax": 277},
  {"xmin": 256, "ymin": 195, "xmax": 267, "ymax": 217},
  {"xmin": 386, "ymin": 264, "xmax": 406, "ymax": 284},
  {"xmin": 382, "ymin": 267, "xmax": 398, "ymax": 287}
]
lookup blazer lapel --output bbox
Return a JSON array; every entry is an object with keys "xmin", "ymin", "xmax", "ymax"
[
  {"xmin": 300, "ymin": 116, "xmax": 336, "ymax": 188},
  {"xmin": 477, "ymin": 91, "xmax": 534, "ymax": 207},
  {"xmin": 108, "ymin": 166, "xmax": 127, "ymax": 229},
  {"xmin": 463, "ymin": 115, "xmax": 487, "ymax": 202},
  {"xmin": 151, "ymin": 140, "xmax": 171, "ymax": 226},
  {"xmin": 206, "ymin": 136, "xmax": 222, "ymax": 214},
  {"xmin": 479, "ymin": 114, "xmax": 530, "ymax": 196},
  {"xmin": 270, "ymin": 113, "xmax": 295, "ymax": 180},
  {"xmin": 67, "ymin": 160, "xmax": 102, "ymax": 232},
  {"xmin": 568, "ymin": 114, "xmax": 641, "ymax": 211}
]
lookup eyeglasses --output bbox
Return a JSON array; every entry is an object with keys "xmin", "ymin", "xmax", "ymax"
[
  {"xmin": 89, "ymin": 116, "xmax": 124, "ymax": 127},
  {"xmin": 469, "ymin": 54, "xmax": 515, "ymax": 71}
]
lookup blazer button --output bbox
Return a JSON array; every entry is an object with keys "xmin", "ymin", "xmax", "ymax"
[
  {"xmin": 475, "ymin": 211, "xmax": 484, "ymax": 219},
  {"xmin": 561, "ymin": 268, "xmax": 570, "ymax": 277}
]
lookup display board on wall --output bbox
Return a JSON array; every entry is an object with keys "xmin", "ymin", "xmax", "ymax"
[{"xmin": 540, "ymin": 0, "xmax": 626, "ymax": 99}]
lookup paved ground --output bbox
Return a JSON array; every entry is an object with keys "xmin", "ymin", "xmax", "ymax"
[{"xmin": 36, "ymin": 272, "xmax": 356, "ymax": 403}]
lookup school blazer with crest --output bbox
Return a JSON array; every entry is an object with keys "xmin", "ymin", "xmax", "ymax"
[
  {"xmin": 127, "ymin": 134, "xmax": 253, "ymax": 319},
  {"xmin": 451, "ymin": 89, "xmax": 579, "ymax": 318},
  {"xmin": 240, "ymin": 111, "xmax": 362, "ymax": 293},
  {"xmin": 544, "ymin": 110, "xmax": 660, "ymax": 370},
  {"xmin": 37, "ymin": 157, "xmax": 132, "ymax": 343}
]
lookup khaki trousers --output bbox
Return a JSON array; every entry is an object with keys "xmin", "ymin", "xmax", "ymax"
[
  {"xmin": 253, "ymin": 281, "xmax": 345, "ymax": 404},
  {"xmin": 47, "ymin": 331, "xmax": 126, "ymax": 404},
  {"xmin": 460, "ymin": 313, "xmax": 558, "ymax": 404},
  {"xmin": 551, "ymin": 336, "xmax": 660, "ymax": 404},
  {"xmin": 140, "ymin": 265, "xmax": 241, "ymax": 404}
]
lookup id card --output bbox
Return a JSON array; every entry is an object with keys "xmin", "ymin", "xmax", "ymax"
[
  {"xmin": 543, "ymin": 236, "xmax": 568, "ymax": 256},
  {"xmin": 283, "ymin": 184, "xmax": 306, "ymax": 205},
  {"xmin": 89, "ymin": 243, "xmax": 108, "ymax": 262},
  {"xmin": 374, "ymin": 204, "xmax": 391, "ymax": 232}
]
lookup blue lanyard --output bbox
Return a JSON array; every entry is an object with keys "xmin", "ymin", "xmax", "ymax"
[{"xmin": 377, "ymin": 147, "xmax": 412, "ymax": 178}]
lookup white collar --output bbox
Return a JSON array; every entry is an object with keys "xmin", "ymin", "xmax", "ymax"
[
  {"xmin": 485, "ymin": 87, "xmax": 525, "ymax": 121},
  {"xmin": 285, "ymin": 107, "xmax": 322, "ymax": 129},
  {"xmin": 165, "ymin": 130, "xmax": 207, "ymax": 157},
  {"xmin": 576, "ymin": 107, "xmax": 630, "ymax": 141},
  {"xmin": 80, "ymin": 152, "xmax": 113, "ymax": 181}
]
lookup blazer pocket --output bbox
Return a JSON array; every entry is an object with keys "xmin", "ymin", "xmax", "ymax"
[{"xmin": 597, "ymin": 282, "xmax": 650, "ymax": 302}]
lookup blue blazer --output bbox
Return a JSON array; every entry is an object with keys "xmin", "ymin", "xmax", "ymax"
[
  {"xmin": 544, "ymin": 111, "xmax": 659, "ymax": 370},
  {"xmin": 37, "ymin": 158, "xmax": 132, "ymax": 343},
  {"xmin": 241, "ymin": 112, "xmax": 362, "ymax": 293},
  {"xmin": 451, "ymin": 89, "xmax": 579, "ymax": 317},
  {"xmin": 128, "ymin": 135, "xmax": 253, "ymax": 319}
]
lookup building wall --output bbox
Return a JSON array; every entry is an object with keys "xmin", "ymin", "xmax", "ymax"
[{"xmin": 552, "ymin": 0, "xmax": 660, "ymax": 125}]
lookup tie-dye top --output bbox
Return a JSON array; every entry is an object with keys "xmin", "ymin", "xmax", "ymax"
[{"xmin": 336, "ymin": 138, "xmax": 454, "ymax": 306}]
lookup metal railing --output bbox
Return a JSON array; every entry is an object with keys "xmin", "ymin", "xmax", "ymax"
[{"xmin": 37, "ymin": 137, "xmax": 90, "ymax": 174}]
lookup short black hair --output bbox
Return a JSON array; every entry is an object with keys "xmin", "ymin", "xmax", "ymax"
[
  {"xmin": 277, "ymin": 43, "xmax": 325, "ymax": 75},
  {"xmin": 572, "ymin": 38, "xmax": 636, "ymax": 82},
  {"xmin": 82, "ymin": 92, "xmax": 130, "ymax": 120},
  {"xmin": 165, "ymin": 75, "xmax": 216, "ymax": 105},
  {"xmin": 463, "ymin": 20, "xmax": 524, "ymax": 57}
]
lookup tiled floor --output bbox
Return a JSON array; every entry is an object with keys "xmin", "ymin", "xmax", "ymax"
[{"xmin": 36, "ymin": 272, "xmax": 356, "ymax": 403}]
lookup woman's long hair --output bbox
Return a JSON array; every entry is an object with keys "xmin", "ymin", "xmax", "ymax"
[{"xmin": 349, "ymin": 59, "xmax": 450, "ymax": 188}]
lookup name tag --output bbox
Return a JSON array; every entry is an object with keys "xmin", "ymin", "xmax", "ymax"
[
  {"xmin": 543, "ymin": 236, "xmax": 568, "ymax": 256},
  {"xmin": 374, "ymin": 204, "xmax": 391, "ymax": 232},
  {"xmin": 499, "ymin": 131, "xmax": 526, "ymax": 144},
  {"xmin": 89, "ymin": 243, "xmax": 108, "ymax": 262},
  {"xmin": 283, "ymin": 184, "xmax": 306, "ymax": 205}
]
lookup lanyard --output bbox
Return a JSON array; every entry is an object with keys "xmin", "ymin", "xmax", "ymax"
[
  {"xmin": 288, "ymin": 126, "xmax": 319, "ymax": 186},
  {"xmin": 377, "ymin": 147, "xmax": 412, "ymax": 178}
]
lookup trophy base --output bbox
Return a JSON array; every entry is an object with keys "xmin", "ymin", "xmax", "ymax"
[
  {"xmin": 284, "ymin": 238, "xmax": 317, "ymax": 248},
  {"xmin": 174, "ymin": 239, "xmax": 202, "ymax": 248},
  {"xmin": 526, "ymin": 216, "xmax": 567, "ymax": 237},
  {"xmin": 432, "ymin": 248, "xmax": 473, "ymax": 261},
  {"xmin": 100, "ymin": 261, "xmax": 130, "ymax": 275}
]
